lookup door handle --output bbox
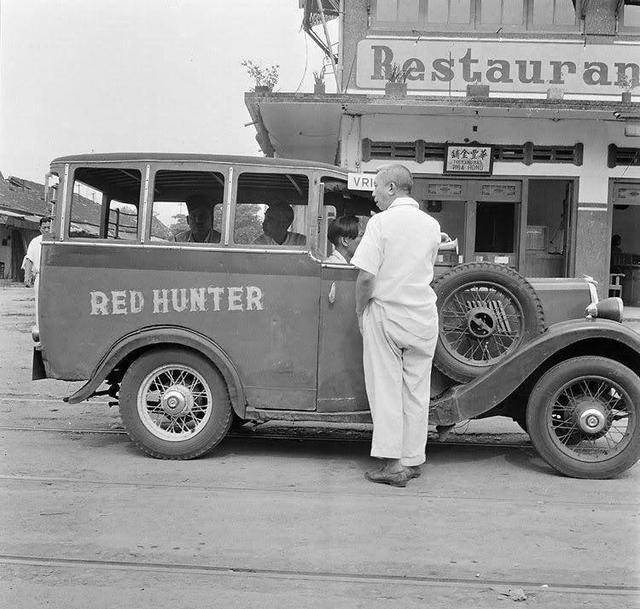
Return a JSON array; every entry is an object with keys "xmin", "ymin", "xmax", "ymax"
[{"xmin": 328, "ymin": 282, "xmax": 336, "ymax": 304}]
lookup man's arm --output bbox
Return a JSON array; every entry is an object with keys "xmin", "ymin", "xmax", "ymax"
[{"xmin": 355, "ymin": 269, "xmax": 376, "ymax": 318}]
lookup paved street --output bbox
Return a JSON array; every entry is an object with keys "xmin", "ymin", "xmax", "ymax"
[{"xmin": 1, "ymin": 285, "xmax": 639, "ymax": 608}]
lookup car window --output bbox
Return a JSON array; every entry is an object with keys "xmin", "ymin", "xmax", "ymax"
[
  {"xmin": 150, "ymin": 170, "xmax": 224, "ymax": 244},
  {"xmin": 69, "ymin": 167, "xmax": 141, "ymax": 239},
  {"xmin": 233, "ymin": 172, "xmax": 309, "ymax": 247}
]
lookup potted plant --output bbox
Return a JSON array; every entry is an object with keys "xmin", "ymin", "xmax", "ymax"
[
  {"xmin": 617, "ymin": 74, "xmax": 638, "ymax": 103},
  {"xmin": 242, "ymin": 59, "xmax": 280, "ymax": 94},
  {"xmin": 313, "ymin": 67, "xmax": 326, "ymax": 95},
  {"xmin": 384, "ymin": 63, "xmax": 408, "ymax": 98}
]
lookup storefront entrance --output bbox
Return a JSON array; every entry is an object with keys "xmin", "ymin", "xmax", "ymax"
[
  {"xmin": 415, "ymin": 177, "xmax": 573, "ymax": 278},
  {"xmin": 611, "ymin": 181, "xmax": 640, "ymax": 306}
]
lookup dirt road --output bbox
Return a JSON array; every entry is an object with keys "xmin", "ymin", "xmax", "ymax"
[{"xmin": 1, "ymin": 285, "xmax": 639, "ymax": 608}]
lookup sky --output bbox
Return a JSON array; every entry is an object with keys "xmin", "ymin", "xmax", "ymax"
[{"xmin": 0, "ymin": 0, "xmax": 329, "ymax": 183}]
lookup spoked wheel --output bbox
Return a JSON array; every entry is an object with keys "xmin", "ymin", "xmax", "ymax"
[
  {"xmin": 433, "ymin": 263, "xmax": 545, "ymax": 383},
  {"xmin": 119, "ymin": 349, "xmax": 232, "ymax": 459},
  {"xmin": 527, "ymin": 356, "xmax": 640, "ymax": 479}
]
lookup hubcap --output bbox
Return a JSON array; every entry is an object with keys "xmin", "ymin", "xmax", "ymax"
[
  {"xmin": 137, "ymin": 364, "xmax": 213, "ymax": 441},
  {"xmin": 467, "ymin": 308, "xmax": 497, "ymax": 338},
  {"xmin": 161, "ymin": 386, "xmax": 192, "ymax": 416},
  {"xmin": 439, "ymin": 282, "xmax": 525, "ymax": 367},
  {"xmin": 577, "ymin": 405, "xmax": 606, "ymax": 434}
]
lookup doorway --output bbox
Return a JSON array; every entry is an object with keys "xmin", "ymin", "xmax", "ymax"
[
  {"xmin": 523, "ymin": 179, "xmax": 573, "ymax": 278},
  {"xmin": 415, "ymin": 178, "xmax": 521, "ymax": 269},
  {"xmin": 611, "ymin": 181, "xmax": 640, "ymax": 306}
]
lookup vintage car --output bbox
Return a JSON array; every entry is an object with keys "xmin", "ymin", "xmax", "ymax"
[{"xmin": 33, "ymin": 153, "xmax": 640, "ymax": 479}]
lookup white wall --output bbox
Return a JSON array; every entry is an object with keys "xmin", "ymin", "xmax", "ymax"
[{"xmin": 353, "ymin": 114, "xmax": 640, "ymax": 204}]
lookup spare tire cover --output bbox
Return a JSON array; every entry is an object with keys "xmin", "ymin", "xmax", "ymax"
[{"xmin": 432, "ymin": 262, "xmax": 546, "ymax": 383}]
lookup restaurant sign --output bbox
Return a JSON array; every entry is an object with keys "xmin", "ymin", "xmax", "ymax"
[
  {"xmin": 356, "ymin": 39, "xmax": 640, "ymax": 96},
  {"xmin": 444, "ymin": 145, "xmax": 493, "ymax": 175}
]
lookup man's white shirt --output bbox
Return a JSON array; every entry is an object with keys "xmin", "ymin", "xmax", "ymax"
[
  {"xmin": 351, "ymin": 197, "xmax": 441, "ymax": 336},
  {"xmin": 24, "ymin": 235, "xmax": 44, "ymax": 275}
]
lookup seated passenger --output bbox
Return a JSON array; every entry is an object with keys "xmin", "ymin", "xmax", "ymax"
[
  {"xmin": 325, "ymin": 215, "xmax": 361, "ymax": 264},
  {"xmin": 253, "ymin": 203, "xmax": 306, "ymax": 246},
  {"xmin": 173, "ymin": 193, "xmax": 221, "ymax": 243}
]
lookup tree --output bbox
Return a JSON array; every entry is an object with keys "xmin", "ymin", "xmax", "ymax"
[{"xmin": 168, "ymin": 213, "xmax": 188, "ymax": 236}]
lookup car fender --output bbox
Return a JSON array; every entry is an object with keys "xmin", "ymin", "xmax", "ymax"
[
  {"xmin": 64, "ymin": 325, "xmax": 246, "ymax": 415},
  {"xmin": 431, "ymin": 319, "xmax": 640, "ymax": 425}
]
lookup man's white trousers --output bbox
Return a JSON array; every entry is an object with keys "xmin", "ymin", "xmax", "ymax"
[{"xmin": 362, "ymin": 300, "xmax": 438, "ymax": 467}]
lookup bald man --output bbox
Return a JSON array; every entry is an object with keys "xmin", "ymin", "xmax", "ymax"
[{"xmin": 351, "ymin": 163, "xmax": 441, "ymax": 487}]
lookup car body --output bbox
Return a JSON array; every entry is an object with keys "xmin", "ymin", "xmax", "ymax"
[{"xmin": 33, "ymin": 153, "xmax": 640, "ymax": 478}]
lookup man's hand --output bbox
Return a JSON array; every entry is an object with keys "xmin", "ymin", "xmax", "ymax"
[{"xmin": 357, "ymin": 313, "xmax": 364, "ymax": 335}]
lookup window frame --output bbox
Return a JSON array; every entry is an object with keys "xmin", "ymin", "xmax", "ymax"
[
  {"xmin": 229, "ymin": 167, "xmax": 314, "ymax": 250},
  {"xmin": 146, "ymin": 164, "xmax": 229, "ymax": 247},
  {"xmin": 619, "ymin": 4, "xmax": 640, "ymax": 33},
  {"xmin": 369, "ymin": 0, "xmax": 582, "ymax": 34},
  {"xmin": 66, "ymin": 164, "xmax": 145, "ymax": 242}
]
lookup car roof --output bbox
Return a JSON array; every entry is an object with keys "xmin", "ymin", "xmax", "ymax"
[{"xmin": 51, "ymin": 153, "xmax": 345, "ymax": 173}]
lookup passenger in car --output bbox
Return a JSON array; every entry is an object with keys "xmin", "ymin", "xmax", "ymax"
[
  {"xmin": 325, "ymin": 215, "xmax": 362, "ymax": 264},
  {"xmin": 173, "ymin": 193, "xmax": 221, "ymax": 243},
  {"xmin": 253, "ymin": 203, "xmax": 306, "ymax": 246}
]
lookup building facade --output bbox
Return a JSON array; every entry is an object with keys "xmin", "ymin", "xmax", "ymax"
[
  {"xmin": 246, "ymin": 0, "xmax": 640, "ymax": 300},
  {"xmin": 0, "ymin": 175, "xmax": 48, "ymax": 282}
]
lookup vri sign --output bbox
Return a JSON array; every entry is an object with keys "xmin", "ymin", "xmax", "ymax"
[
  {"xmin": 348, "ymin": 172, "xmax": 376, "ymax": 191},
  {"xmin": 356, "ymin": 39, "xmax": 640, "ymax": 96}
]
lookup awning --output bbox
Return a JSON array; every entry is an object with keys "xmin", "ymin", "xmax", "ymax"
[{"xmin": 245, "ymin": 91, "xmax": 639, "ymax": 162}]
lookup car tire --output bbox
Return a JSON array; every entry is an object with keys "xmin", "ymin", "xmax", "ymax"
[
  {"xmin": 526, "ymin": 356, "xmax": 640, "ymax": 479},
  {"xmin": 119, "ymin": 348, "xmax": 232, "ymax": 459},
  {"xmin": 432, "ymin": 262, "xmax": 545, "ymax": 383}
]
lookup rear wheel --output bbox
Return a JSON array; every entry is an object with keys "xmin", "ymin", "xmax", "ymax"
[
  {"xmin": 526, "ymin": 356, "xmax": 640, "ymax": 479},
  {"xmin": 119, "ymin": 348, "xmax": 232, "ymax": 459}
]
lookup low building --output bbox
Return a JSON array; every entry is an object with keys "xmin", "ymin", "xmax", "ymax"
[
  {"xmin": 0, "ymin": 174, "xmax": 48, "ymax": 281},
  {"xmin": 246, "ymin": 0, "xmax": 640, "ymax": 301}
]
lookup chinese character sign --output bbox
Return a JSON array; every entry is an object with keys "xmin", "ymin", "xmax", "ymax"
[{"xmin": 445, "ymin": 145, "xmax": 493, "ymax": 175}]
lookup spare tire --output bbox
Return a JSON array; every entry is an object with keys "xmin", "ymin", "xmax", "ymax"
[{"xmin": 432, "ymin": 263, "xmax": 546, "ymax": 383}]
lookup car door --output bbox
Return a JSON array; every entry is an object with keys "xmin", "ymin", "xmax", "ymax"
[
  {"xmin": 223, "ymin": 165, "xmax": 322, "ymax": 411},
  {"xmin": 316, "ymin": 263, "xmax": 368, "ymax": 413}
]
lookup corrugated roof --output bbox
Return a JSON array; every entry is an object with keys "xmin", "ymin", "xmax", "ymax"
[{"xmin": 0, "ymin": 175, "xmax": 48, "ymax": 217}]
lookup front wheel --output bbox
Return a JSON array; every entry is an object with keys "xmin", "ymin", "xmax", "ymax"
[
  {"xmin": 119, "ymin": 348, "xmax": 232, "ymax": 459},
  {"xmin": 526, "ymin": 356, "xmax": 640, "ymax": 479}
]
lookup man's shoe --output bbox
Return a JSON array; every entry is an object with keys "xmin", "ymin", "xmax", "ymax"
[
  {"xmin": 365, "ymin": 469, "xmax": 409, "ymax": 488},
  {"xmin": 407, "ymin": 466, "xmax": 422, "ymax": 479}
]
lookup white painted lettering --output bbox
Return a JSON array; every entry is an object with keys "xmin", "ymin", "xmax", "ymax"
[
  {"xmin": 130, "ymin": 291, "xmax": 144, "ymax": 314},
  {"xmin": 90, "ymin": 291, "xmax": 110, "ymax": 315},
  {"xmin": 228, "ymin": 287, "xmax": 244, "ymax": 311},
  {"xmin": 111, "ymin": 290, "xmax": 128, "ymax": 315},
  {"xmin": 90, "ymin": 285, "xmax": 267, "ymax": 316},
  {"xmin": 171, "ymin": 288, "xmax": 189, "ymax": 312},
  {"xmin": 190, "ymin": 287, "xmax": 206, "ymax": 311},
  {"xmin": 153, "ymin": 289, "xmax": 169, "ymax": 313},
  {"xmin": 207, "ymin": 286, "xmax": 224, "ymax": 311},
  {"xmin": 246, "ymin": 286, "xmax": 264, "ymax": 311}
]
